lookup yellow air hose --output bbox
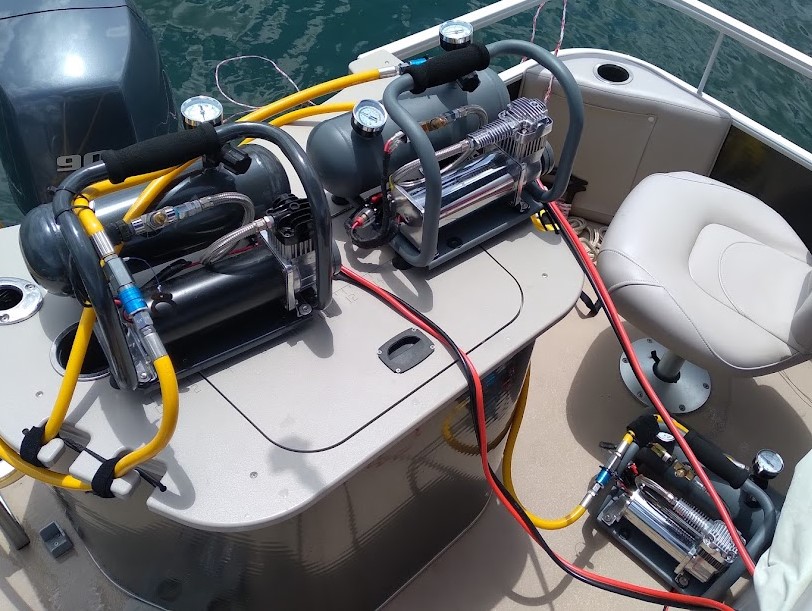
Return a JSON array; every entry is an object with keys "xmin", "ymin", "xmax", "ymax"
[
  {"xmin": 501, "ymin": 369, "xmax": 588, "ymax": 530},
  {"xmin": 16, "ymin": 85, "xmax": 373, "ymax": 490}
]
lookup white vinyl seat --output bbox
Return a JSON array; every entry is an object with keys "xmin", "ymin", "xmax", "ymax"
[{"xmin": 597, "ymin": 172, "xmax": 812, "ymax": 409}]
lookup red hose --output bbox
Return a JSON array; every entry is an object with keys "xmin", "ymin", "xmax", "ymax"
[
  {"xmin": 544, "ymin": 196, "xmax": 756, "ymax": 576},
  {"xmin": 339, "ymin": 266, "xmax": 735, "ymax": 611}
]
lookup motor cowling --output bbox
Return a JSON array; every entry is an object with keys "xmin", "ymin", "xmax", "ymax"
[{"xmin": 0, "ymin": 0, "xmax": 176, "ymax": 217}]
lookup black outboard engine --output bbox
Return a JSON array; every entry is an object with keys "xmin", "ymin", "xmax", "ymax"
[{"xmin": 0, "ymin": 0, "xmax": 175, "ymax": 216}]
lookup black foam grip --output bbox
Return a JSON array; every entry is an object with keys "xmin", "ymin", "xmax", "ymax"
[
  {"xmin": 101, "ymin": 123, "xmax": 221, "ymax": 184},
  {"xmin": 403, "ymin": 43, "xmax": 490, "ymax": 94},
  {"xmin": 626, "ymin": 414, "xmax": 660, "ymax": 446},
  {"xmin": 685, "ymin": 430, "xmax": 750, "ymax": 489}
]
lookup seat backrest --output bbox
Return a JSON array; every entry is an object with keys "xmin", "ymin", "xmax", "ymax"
[{"xmin": 790, "ymin": 271, "xmax": 812, "ymax": 351}]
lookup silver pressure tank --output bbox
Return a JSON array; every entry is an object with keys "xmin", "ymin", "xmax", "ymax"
[{"xmin": 305, "ymin": 68, "xmax": 510, "ymax": 200}]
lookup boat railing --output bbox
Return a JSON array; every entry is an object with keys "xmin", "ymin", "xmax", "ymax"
[{"xmin": 359, "ymin": 0, "xmax": 812, "ymax": 169}]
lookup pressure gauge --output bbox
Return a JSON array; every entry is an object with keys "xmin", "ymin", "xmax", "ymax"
[
  {"xmin": 439, "ymin": 20, "xmax": 474, "ymax": 51},
  {"xmin": 655, "ymin": 431, "xmax": 676, "ymax": 452},
  {"xmin": 180, "ymin": 95, "xmax": 224, "ymax": 129},
  {"xmin": 350, "ymin": 99, "xmax": 387, "ymax": 138},
  {"xmin": 753, "ymin": 449, "xmax": 784, "ymax": 480}
]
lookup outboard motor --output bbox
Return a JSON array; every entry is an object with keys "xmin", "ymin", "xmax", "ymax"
[{"xmin": 0, "ymin": 0, "xmax": 176, "ymax": 216}]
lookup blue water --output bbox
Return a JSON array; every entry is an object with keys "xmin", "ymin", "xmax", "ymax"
[{"xmin": 1, "ymin": 0, "xmax": 811, "ymax": 223}]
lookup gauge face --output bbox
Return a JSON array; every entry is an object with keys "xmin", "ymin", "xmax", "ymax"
[
  {"xmin": 180, "ymin": 95, "xmax": 224, "ymax": 128},
  {"xmin": 351, "ymin": 100, "xmax": 387, "ymax": 136},
  {"xmin": 439, "ymin": 20, "xmax": 474, "ymax": 45},
  {"xmin": 755, "ymin": 449, "xmax": 784, "ymax": 475},
  {"xmin": 655, "ymin": 432, "xmax": 675, "ymax": 444}
]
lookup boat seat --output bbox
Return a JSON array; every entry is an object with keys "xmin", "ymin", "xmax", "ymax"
[{"xmin": 597, "ymin": 172, "xmax": 812, "ymax": 411}]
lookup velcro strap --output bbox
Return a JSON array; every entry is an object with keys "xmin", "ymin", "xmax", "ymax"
[
  {"xmin": 91, "ymin": 457, "xmax": 120, "ymax": 498},
  {"xmin": 20, "ymin": 426, "xmax": 45, "ymax": 467}
]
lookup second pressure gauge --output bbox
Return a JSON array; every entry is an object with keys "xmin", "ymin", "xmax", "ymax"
[
  {"xmin": 439, "ymin": 20, "xmax": 474, "ymax": 51},
  {"xmin": 180, "ymin": 95, "xmax": 224, "ymax": 129},
  {"xmin": 351, "ymin": 99, "xmax": 387, "ymax": 138}
]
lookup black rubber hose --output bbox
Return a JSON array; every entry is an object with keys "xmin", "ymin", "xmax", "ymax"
[
  {"xmin": 701, "ymin": 479, "xmax": 777, "ymax": 600},
  {"xmin": 50, "ymin": 162, "xmax": 139, "ymax": 390}
]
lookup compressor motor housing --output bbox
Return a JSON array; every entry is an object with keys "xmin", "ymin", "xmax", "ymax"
[{"xmin": 0, "ymin": 0, "xmax": 176, "ymax": 218}]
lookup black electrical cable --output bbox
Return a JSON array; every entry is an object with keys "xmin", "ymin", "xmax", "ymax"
[
  {"xmin": 336, "ymin": 269, "xmax": 732, "ymax": 610},
  {"xmin": 349, "ymin": 146, "xmax": 397, "ymax": 248}
]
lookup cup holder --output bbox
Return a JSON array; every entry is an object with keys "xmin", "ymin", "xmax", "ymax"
[
  {"xmin": 595, "ymin": 63, "xmax": 632, "ymax": 85},
  {"xmin": 51, "ymin": 323, "xmax": 110, "ymax": 380},
  {"xmin": 0, "ymin": 277, "xmax": 44, "ymax": 324}
]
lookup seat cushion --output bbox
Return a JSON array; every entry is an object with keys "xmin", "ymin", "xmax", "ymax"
[{"xmin": 598, "ymin": 172, "xmax": 812, "ymax": 376}]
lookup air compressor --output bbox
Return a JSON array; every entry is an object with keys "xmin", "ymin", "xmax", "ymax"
[
  {"xmin": 20, "ymin": 123, "xmax": 337, "ymax": 392},
  {"xmin": 307, "ymin": 25, "xmax": 584, "ymax": 268}
]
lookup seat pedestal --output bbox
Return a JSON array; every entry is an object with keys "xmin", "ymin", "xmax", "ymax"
[{"xmin": 619, "ymin": 338, "xmax": 711, "ymax": 414}]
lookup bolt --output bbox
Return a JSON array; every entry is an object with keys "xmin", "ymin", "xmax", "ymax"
[
  {"xmin": 703, "ymin": 383, "xmax": 709, "ymax": 389},
  {"xmin": 621, "ymin": 357, "xmax": 628, "ymax": 363},
  {"xmin": 430, "ymin": 345, "xmax": 435, "ymax": 350},
  {"xmin": 0, "ymin": 314, "xmax": 8, "ymax": 322},
  {"xmin": 250, "ymin": 471, "xmax": 258, "ymax": 479},
  {"xmin": 298, "ymin": 304, "xmax": 312, "ymax": 316},
  {"xmin": 637, "ymin": 391, "xmax": 644, "ymax": 398},
  {"xmin": 679, "ymin": 404, "xmax": 686, "ymax": 411},
  {"xmin": 139, "ymin": 372, "xmax": 149, "ymax": 381},
  {"xmin": 675, "ymin": 573, "xmax": 690, "ymax": 588},
  {"xmin": 395, "ymin": 368, "xmax": 402, "ymax": 373},
  {"xmin": 446, "ymin": 237, "xmax": 462, "ymax": 249},
  {"xmin": 25, "ymin": 284, "xmax": 35, "ymax": 290},
  {"xmin": 377, "ymin": 350, "xmax": 382, "ymax": 355}
]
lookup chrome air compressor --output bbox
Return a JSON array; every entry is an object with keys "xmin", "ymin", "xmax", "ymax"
[
  {"xmin": 20, "ymin": 122, "xmax": 336, "ymax": 391},
  {"xmin": 307, "ymin": 33, "xmax": 584, "ymax": 268}
]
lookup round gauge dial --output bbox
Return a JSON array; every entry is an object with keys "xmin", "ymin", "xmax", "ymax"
[
  {"xmin": 439, "ymin": 20, "xmax": 474, "ymax": 50},
  {"xmin": 180, "ymin": 95, "xmax": 224, "ymax": 129},
  {"xmin": 351, "ymin": 99, "xmax": 388, "ymax": 137},
  {"xmin": 655, "ymin": 432, "xmax": 675, "ymax": 444},
  {"xmin": 754, "ymin": 449, "xmax": 784, "ymax": 478}
]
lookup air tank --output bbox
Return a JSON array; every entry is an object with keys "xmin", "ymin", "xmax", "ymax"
[{"xmin": 306, "ymin": 68, "xmax": 510, "ymax": 200}]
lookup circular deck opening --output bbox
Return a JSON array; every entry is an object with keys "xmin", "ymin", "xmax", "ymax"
[
  {"xmin": 595, "ymin": 63, "xmax": 632, "ymax": 84},
  {"xmin": 0, "ymin": 285, "xmax": 23, "ymax": 311},
  {"xmin": 51, "ymin": 324, "xmax": 110, "ymax": 380}
]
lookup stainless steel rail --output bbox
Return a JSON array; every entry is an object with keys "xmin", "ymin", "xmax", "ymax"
[{"xmin": 358, "ymin": 0, "xmax": 812, "ymax": 168}]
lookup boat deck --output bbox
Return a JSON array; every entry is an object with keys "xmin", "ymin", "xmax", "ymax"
[{"xmin": 0, "ymin": 292, "xmax": 808, "ymax": 610}]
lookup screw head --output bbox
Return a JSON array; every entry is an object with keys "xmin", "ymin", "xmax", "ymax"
[
  {"xmin": 395, "ymin": 368, "xmax": 402, "ymax": 373},
  {"xmin": 675, "ymin": 573, "xmax": 690, "ymax": 588},
  {"xmin": 377, "ymin": 349, "xmax": 382, "ymax": 355},
  {"xmin": 637, "ymin": 391, "xmax": 644, "ymax": 398},
  {"xmin": 621, "ymin": 357, "xmax": 628, "ymax": 363},
  {"xmin": 703, "ymin": 383, "xmax": 709, "ymax": 389},
  {"xmin": 0, "ymin": 314, "xmax": 8, "ymax": 322},
  {"xmin": 25, "ymin": 284, "xmax": 35, "ymax": 290},
  {"xmin": 298, "ymin": 304, "xmax": 312, "ymax": 316},
  {"xmin": 679, "ymin": 404, "xmax": 686, "ymax": 411}
]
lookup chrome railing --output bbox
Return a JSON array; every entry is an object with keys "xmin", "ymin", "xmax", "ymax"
[
  {"xmin": 652, "ymin": 0, "xmax": 812, "ymax": 93},
  {"xmin": 358, "ymin": 0, "xmax": 812, "ymax": 167},
  {"xmin": 360, "ymin": 0, "xmax": 812, "ymax": 94}
]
